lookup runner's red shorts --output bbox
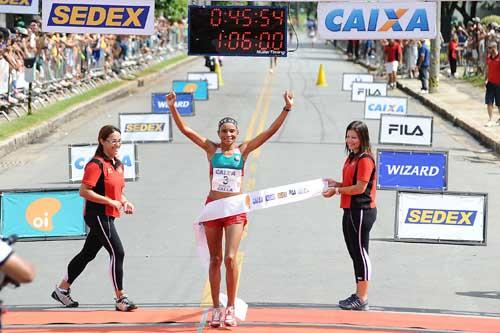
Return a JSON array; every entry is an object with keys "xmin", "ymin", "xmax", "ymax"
[{"xmin": 203, "ymin": 197, "xmax": 248, "ymax": 228}]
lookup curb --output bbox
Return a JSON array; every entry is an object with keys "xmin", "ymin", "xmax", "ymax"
[{"xmin": 0, "ymin": 55, "xmax": 198, "ymax": 160}]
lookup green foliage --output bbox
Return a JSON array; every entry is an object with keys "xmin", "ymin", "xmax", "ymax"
[
  {"xmin": 155, "ymin": 0, "xmax": 187, "ymax": 20},
  {"xmin": 481, "ymin": 15, "xmax": 500, "ymax": 26}
]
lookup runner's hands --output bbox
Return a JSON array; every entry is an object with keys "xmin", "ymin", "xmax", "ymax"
[
  {"xmin": 166, "ymin": 92, "xmax": 176, "ymax": 107},
  {"xmin": 322, "ymin": 187, "xmax": 337, "ymax": 198},
  {"xmin": 283, "ymin": 90, "xmax": 294, "ymax": 110},
  {"xmin": 109, "ymin": 199, "xmax": 123, "ymax": 211}
]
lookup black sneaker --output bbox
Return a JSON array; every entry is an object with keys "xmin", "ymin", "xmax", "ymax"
[
  {"xmin": 115, "ymin": 295, "xmax": 138, "ymax": 312},
  {"xmin": 339, "ymin": 295, "xmax": 369, "ymax": 311},
  {"xmin": 339, "ymin": 294, "xmax": 356, "ymax": 307},
  {"xmin": 51, "ymin": 286, "xmax": 79, "ymax": 308}
]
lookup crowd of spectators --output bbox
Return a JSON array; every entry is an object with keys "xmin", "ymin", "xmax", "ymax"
[{"xmin": 0, "ymin": 16, "xmax": 186, "ymax": 101}]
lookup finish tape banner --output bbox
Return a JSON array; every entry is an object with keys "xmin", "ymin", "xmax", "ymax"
[
  {"xmin": 119, "ymin": 113, "xmax": 173, "ymax": 143},
  {"xmin": 42, "ymin": 0, "xmax": 155, "ymax": 35},
  {"xmin": 342, "ymin": 73, "xmax": 373, "ymax": 91},
  {"xmin": 317, "ymin": 1, "xmax": 437, "ymax": 40},
  {"xmin": 0, "ymin": 0, "xmax": 38, "ymax": 14},
  {"xmin": 172, "ymin": 80, "xmax": 209, "ymax": 101},
  {"xmin": 396, "ymin": 191, "xmax": 487, "ymax": 245},
  {"xmin": 377, "ymin": 149, "xmax": 448, "ymax": 191},
  {"xmin": 68, "ymin": 143, "xmax": 138, "ymax": 182},
  {"xmin": 151, "ymin": 92, "xmax": 194, "ymax": 116},
  {"xmin": 0, "ymin": 189, "xmax": 86, "ymax": 239},
  {"xmin": 194, "ymin": 178, "xmax": 328, "ymax": 321}
]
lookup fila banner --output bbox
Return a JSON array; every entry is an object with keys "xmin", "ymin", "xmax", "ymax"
[
  {"xmin": 379, "ymin": 114, "xmax": 433, "ymax": 146},
  {"xmin": 151, "ymin": 92, "xmax": 194, "ymax": 116},
  {"xmin": 352, "ymin": 82, "xmax": 387, "ymax": 102},
  {"xmin": 342, "ymin": 73, "xmax": 374, "ymax": 91},
  {"xmin": 42, "ymin": 0, "xmax": 155, "ymax": 35},
  {"xmin": 317, "ymin": 1, "xmax": 437, "ymax": 40},
  {"xmin": 187, "ymin": 72, "xmax": 219, "ymax": 90},
  {"xmin": 395, "ymin": 191, "xmax": 487, "ymax": 245},
  {"xmin": 365, "ymin": 96, "xmax": 407, "ymax": 120},
  {"xmin": 119, "ymin": 113, "xmax": 172, "ymax": 143},
  {"xmin": 377, "ymin": 149, "xmax": 447, "ymax": 191},
  {"xmin": 172, "ymin": 80, "xmax": 209, "ymax": 100},
  {"xmin": 0, "ymin": 0, "xmax": 38, "ymax": 14},
  {"xmin": 0, "ymin": 188, "xmax": 86, "ymax": 239},
  {"xmin": 68, "ymin": 143, "xmax": 138, "ymax": 182}
]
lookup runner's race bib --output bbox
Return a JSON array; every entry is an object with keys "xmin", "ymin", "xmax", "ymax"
[{"xmin": 212, "ymin": 168, "xmax": 242, "ymax": 193}]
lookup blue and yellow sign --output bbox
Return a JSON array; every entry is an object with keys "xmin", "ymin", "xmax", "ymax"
[
  {"xmin": 405, "ymin": 209, "xmax": 477, "ymax": 226},
  {"xmin": 42, "ymin": 0, "xmax": 155, "ymax": 35},
  {"xmin": 172, "ymin": 80, "xmax": 209, "ymax": 101},
  {"xmin": 0, "ymin": 189, "xmax": 86, "ymax": 239},
  {"xmin": 0, "ymin": 0, "xmax": 38, "ymax": 14}
]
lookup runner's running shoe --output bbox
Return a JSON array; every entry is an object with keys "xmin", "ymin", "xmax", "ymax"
[
  {"xmin": 115, "ymin": 295, "xmax": 138, "ymax": 311},
  {"xmin": 51, "ymin": 287, "xmax": 79, "ymax": 308},
  {"xmin": 224, "ymin": 306, "xmax": 237, "ymax": 327}
]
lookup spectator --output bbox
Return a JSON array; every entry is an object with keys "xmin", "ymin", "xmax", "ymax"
[
  {"xmin": 417, "ymin": 39, "xmax": 430, "ymax": 94},
  {"xmin": 448, "ymin": 34, "xmax": 459, "ymax": 78},
  {"xmin": 484, "ymin": 41, "xmax": 500, "ymax": 127},
  {"xmin": 383, "ymin": 39, "xmax": 402, "ymax": 89}
]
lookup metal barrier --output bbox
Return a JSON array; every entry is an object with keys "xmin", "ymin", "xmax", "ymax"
[{"xmin": 0, "ymin": 32, "xmax": 185, "ymax": 122}]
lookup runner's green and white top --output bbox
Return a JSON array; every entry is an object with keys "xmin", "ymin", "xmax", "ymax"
[{"xmin": 210, "ymin": 148, "xmax": 245, "ymax": 193}]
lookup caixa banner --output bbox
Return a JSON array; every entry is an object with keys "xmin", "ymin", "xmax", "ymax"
[
  {"xmin": 151, "ymin": 92, "xmax": 194, "ymax": 116},
  {"xmin": 0, "ymin": 188, "xmax": 86, "ymax": 239},
  {"xmin": 379, "ymin": 114, "xmax": 433, "ymax": 146},
  {"xmin": 42, "ymin": 0, "xmax": 155, "ymax": 35},
  {"xmin": 395, "ymin": 191, "xmax": 487, "ymax": 245},
  {"xmin": 120, "ymin": 113, "xmax": 173, "ymax": 143},
  {"xmin": 68, "ymin": 143, "xmax": 138, "ymax": 183},
  {"xmin": 377, "ymin": 149, "xmax": 448, "ymax": 191},
  {"xmin": 317, "ymin": 1, "xmax": 437, "ymax": 40},
  {"xmin": 364, "ymin": 96, "xmax": 407, "ymax": 120},
  {"xmin": 0, "ymin": 0, "xmax": 38, "ymax": 14}
]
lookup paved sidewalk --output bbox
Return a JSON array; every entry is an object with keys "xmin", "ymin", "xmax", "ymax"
[{"xmin": 356, "ymin": 55, "xmax": 500, "ymax": 154}]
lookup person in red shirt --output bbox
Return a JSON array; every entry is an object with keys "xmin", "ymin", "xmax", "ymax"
[
  {"xmin": 51, "ymin": 125, "xmax": 137, "ymax": 312},
  {"xmin": 323, "ymin": 121, "xmax": 376, "ymax": 311},
  {"xmin": 448, "ymin": 35, "xmax": 459, "ymax": 78},
  {"xmin": 383, "ymin": 39, "xmax": 402, "ymax": 89},
  {"xmin": 484, "ymin": 41, "xmax": 500, "ymax": 127}
]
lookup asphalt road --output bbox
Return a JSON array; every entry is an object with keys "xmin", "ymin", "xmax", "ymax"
[{"xmin": 1, "ymin": 44, "xmax": 499, "ymax": 317}]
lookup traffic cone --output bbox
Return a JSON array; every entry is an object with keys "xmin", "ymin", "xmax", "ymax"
[
  {"xmin": 215, "ymin": 59, "xmax": 224, "ymax": 87},
  {"xmin": 316, "ymin": 64, "xmax": 328, "ymax": 87}
]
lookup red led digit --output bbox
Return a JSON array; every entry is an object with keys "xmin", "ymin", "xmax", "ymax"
[
  {"xmin": 272, "ymin": 9, "xmax": 284, "ymax": 25},
  {"xmin": 242, "ymin": 8, "xmax": 252, "ymax": 27},
  {"xmin": 227, "ymin": 31, "xmax": 239, "ymax": 50},
  {"xmin": 228, "ymin": 9, "xmax": 240, "ymax": 24},
  {"xmin": 260, "ymin": 9, "xmax": 270, "ymax": 27},
  {"xmin": 241, "ymin": 31, "xmax": 252, "ymax": 50},
  {"xmin": 210, "ymin": 8, "xmax": 222, "ymax": 27},
  {"xmin": 272, "ymin": 32, "xmax": 284, "ymax": 50},
  {"xmin": 258, "ymin": 31, "xmax": 271, "ymax": 50},
  {"xmin": 217, "ymin": 32, "xmax": 224, "ymax": 49}
]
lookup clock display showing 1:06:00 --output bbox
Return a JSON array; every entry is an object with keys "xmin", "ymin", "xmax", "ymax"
[{"xmin": 216, "ymin": 31, "xmax": 285, "ymax": 52}]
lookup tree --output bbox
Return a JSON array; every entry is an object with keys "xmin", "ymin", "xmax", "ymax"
[
  {"xmin": 441, "ymin": 1, "xmax": 478, "ymax": 42},
  {"xmin": 156, "ymin": 0, "xmax": 187, "ymax": 21}
]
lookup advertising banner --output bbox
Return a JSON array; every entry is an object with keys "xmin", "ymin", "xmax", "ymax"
[
  {"xmin": 187, "ymin": 72, "xmax": 219, "ymax": 90},
  {"xmin": 151, "ymin": 92, "xmax": 194, "ymax": 116},
  {"xmin": 0, "ymin": 0, "xmax": 38, "ymax": 14},
  {"xmin": 352, "ymin": 82, "xmax": 387, "ymax": 102},
  {"xmin": 364, "ymin": 96, "xmax": 407, "ymax": 119},
  {"xmin": 342, "ymin": 73, "xmax": 373, "ymax": 91},
  {"xmin": 68, "ymin": 143, "xmax": 138, "ymax": 182},
  {"xmin": 0, "ymin": 189, "xmax": 86, "ymax": 239},
  {"xmin": 395, "ymin": 191, "xmax": 487, "ymax": 245},
  {"xmin": 172, "ymin": 80, "xmax": 209, "ymax": 101},
  {"xmin": 42, "ymin": 0, "xmax": 155, "ymax": 35},
  {"xmin": 379, "ymin": 114, "xmax": 433, "ymax": 146},
  {"xmin": 317, "ymin": 1, "xmax": 437, "ymax": 40},
  {"xmin": 119, "ymin": 113, "xmax": 172, "ymax": 143},
  {"xmin": 377, "ymin": 149, "xmax": 447, "ymax": 191}
]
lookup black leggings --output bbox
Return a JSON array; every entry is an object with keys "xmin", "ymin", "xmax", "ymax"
[
  {"xmin": 342, "ymin": 208, "xmax": 377, "ymax": 282},
  {"xmin": 66, "ymin": 215, "xmax": 125, "ymax": 291}
]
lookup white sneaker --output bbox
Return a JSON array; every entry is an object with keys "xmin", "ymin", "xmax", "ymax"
[
  {"xmin": 209, "ymin": 307, "xmax": 222, "ymax": 328},
  {"xmin": 115, "ymin": 294, "xmax": 138, "ymax": 311},
  {"xmin": 51, "ymin": 286, "xmax": 79, "ymax": 307},
  {"xmin": 420, "ymin": 89, "xmax": 428, "ymax": 94},
  {"xmin": 485, "ymin": 121, "xmax": 497, "ymax": 127}
]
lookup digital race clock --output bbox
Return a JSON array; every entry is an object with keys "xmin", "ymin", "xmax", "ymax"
[{"xmin": 188, "ymin": 6, "xmax": 288, "ymax": 57}]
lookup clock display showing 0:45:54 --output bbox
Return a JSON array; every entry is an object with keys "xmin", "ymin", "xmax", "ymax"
[{"xmin": 216, "ymin": 31, "xmax": 284, "ymax": 52}]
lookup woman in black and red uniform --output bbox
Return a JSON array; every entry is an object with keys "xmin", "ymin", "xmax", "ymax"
[
  {"xmin": 323, "ymin": 121, "xmax": 376, "ymax": 311},
  {"xmin": 51, "ymin": 125, "xmax": 137, "ymax": 312}
]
